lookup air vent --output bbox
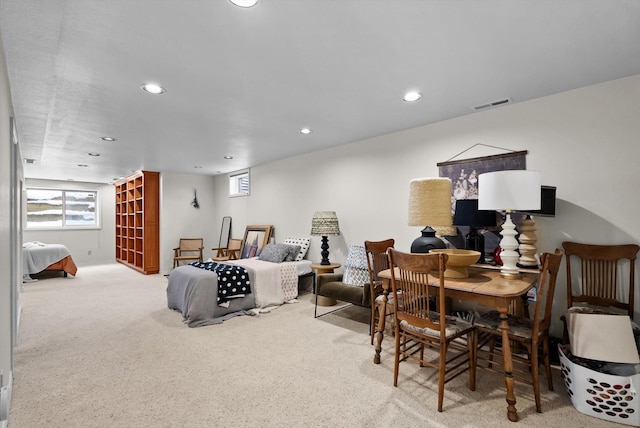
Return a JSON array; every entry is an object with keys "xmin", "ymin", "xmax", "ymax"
[
  {"xmin": 473, "ymin": 97, "xmax": 512, "ymax": 111},
  {"xmin": 23, "ymin": 158, "xmax": 36, "ymax": 164}
]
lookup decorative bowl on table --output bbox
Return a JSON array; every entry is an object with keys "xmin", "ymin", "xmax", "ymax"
[{"xmin": 428, "ymin": 249, "xmax": 481, "ymax": 278}]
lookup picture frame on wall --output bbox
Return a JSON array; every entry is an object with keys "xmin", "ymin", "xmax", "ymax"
[
  {"xmin": 437, "ymin": 150, "xmax": 528, "ymax": 206},
  {"xmin": 240, "ymin": 225, "xmax": 273, "ymax": 259}
]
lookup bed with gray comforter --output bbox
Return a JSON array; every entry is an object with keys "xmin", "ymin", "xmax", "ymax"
[{"xmin": 167, "ymin": 258, "xmax": 304, "ymax": 327}]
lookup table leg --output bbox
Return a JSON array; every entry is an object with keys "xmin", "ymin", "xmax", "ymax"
[
  {"xmin": 373, "ymin": 288, "xmax": 389, "ymax": 364},
  {"xmin": 499, "ymin": 306, "xmax": 519, "ymax": 422}
]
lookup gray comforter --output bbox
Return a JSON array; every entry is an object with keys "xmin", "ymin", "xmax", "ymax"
[
  {"xmin": 23, "ymin": 241, "xmax": 71, "ymax": 275},
  {"xmin": 167, "ymin": 265, "xmax": 257, "ymax": 327}
]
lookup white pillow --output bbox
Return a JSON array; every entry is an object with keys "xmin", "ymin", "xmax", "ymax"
[{"xmin": 283, "ymin": 237, "xmax": 310, "ymax": 261}]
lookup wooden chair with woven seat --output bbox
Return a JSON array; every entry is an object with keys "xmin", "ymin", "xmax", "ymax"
[
  {"xmin": 388, "ymin": 249, "xmax": 476, "ymax": 413},
  {"xmin": 211, "ymin": 238, "xmax": 243, "ymax": 262},
  {"xmin": 173, "ymin": 238, "xmax": 204, "ymax": 268},
  {"xmin": 364, "ymin": 239, "xmax": 395, "ymax": 345},
  {"xmin": 472, "ymin": 249, "xmax": 563, "ymax": 413}
]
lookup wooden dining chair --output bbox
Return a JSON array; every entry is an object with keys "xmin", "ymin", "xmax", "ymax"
[
  {"xmin": 562, "ymin": 241, "xmax": 639, "ymax": 321},
  {"xmin": 364, "ymin": 239, "xmax": 395, "ymax": 345},
  {"xmin": 173, "ymin": 238, "xmax": 204, "ymax": 268},
  {"xmin": 212, "ymin": 238, "xmax": 243, "ymax": 262},
  {"xmin": 388, "ymin": 249, "xmax": 476, "ymax": 412},
  {"xmin": 472, "ymin": 249, "xmax": 563, "ymax": 413}
]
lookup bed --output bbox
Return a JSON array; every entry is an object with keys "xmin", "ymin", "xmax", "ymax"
[
  {"xmin": 167, "ymin": 240, "xmax": 313, "ymax": 327},
  {"xmin": 167, "ymin": 258, "xmax": 312, "ymax": 327},
  {"xmin": 22, "ymin": 241, "xmax": 78, "ymax": 280}
]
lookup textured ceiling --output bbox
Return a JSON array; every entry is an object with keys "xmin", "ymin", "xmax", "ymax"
[{"xmin": 1, "ymin": 0, "xmax": 639, "ymax": 183}]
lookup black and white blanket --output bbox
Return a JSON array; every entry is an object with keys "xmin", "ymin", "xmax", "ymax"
[{"xmin": 189, "ymin": 261, "xmax": 251, "ymax": 306}]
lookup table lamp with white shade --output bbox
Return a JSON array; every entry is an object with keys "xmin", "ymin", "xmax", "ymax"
[{"xmin": 478, "ymin": 170, "xmax": 541, "ymax": 277}]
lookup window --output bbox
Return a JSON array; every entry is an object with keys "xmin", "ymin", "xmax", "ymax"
[
  {"xmin": 26, "ymin": 188, "xmax": 98, "ymax": 229},
  {"xmin": 229, "ymin": 169, "xmax": 250, "ymax": 197}
]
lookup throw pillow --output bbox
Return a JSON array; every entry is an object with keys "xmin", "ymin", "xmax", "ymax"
[
  {"xmin": 284, "ymin": 245, "xmax": 301, "ymax": 262},
  {"xmin": 258, "ymin": 243, "xmax": 295, "ymax": 263},
  {"xmin": 283, "ymin": 237, "xmax": 310, "ymax": 261}
]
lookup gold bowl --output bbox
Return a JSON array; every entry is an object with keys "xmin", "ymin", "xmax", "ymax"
[{"xmin": 428, "ymin": 249, "xmax": 481, "ymax": 278}]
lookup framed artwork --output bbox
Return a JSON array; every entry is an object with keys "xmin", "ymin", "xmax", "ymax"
[
  {"xmin": 437, "ymin": 149, "xmax": 528, "ymax": 250},
  {"xmin": 240, "ymin": 225, "xmax": 273, "ymax": 259},
  {"xmin": 438, "ymin": 150, "xmax": 527, "ymax": 207}
]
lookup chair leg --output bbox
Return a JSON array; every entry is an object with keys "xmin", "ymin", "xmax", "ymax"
[
  {"xmin": 542, "ymin": 337, "xmax": 554, "ymax": 391},
  {"xmin": 393, "ymin": 327, "xmax": 401, "ymax": 387},
  {"xmin": 468, "ymin": 330, "xmax": 476, "ymax": 391},
  {"xmin": 370, "ymin": 304, "xmax": 377, "ymax": 345},
  {"xmin": 437, "ymin": 341, "xmax": 447, "ymax": 412},
  {"xmin": 530, "ymin": 343, "xmax": 542, "ymax": 413},
  {"xmin": 487, "ymin": 336, "xmax": 495, "ymax": 369}
]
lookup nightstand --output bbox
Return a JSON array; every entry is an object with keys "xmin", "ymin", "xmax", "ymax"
[{"xmin": 310, "ymin": 263, "xmax": 341, "ymax": 275}]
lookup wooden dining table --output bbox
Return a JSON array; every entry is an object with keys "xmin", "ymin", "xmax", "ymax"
[{"xmin": 375, "ymin": 265, "xmax": 538, "ymax": 422}]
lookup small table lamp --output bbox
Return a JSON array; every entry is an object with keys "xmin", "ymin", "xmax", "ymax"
[
  {"xmin": 478, "ymin": 170, "xmax": 541, "ymax": 277},
  {"xmin": 453, "ymin": 199, "xmax": 497, "ymax": 264},
  {"xmin": 310, "ymin": 211, "xmax": 341, "ymax": 265},
  {"xmin": 408, "ymin": 177, "xmax": 453, "ymax": 253}
]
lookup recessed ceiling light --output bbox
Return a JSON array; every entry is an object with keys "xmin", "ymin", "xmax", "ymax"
[
  {"xmin": 77, "ymin": 164, "xmax": 88, "ymax": 167},
  {"xmin": 141, "ymin": 83, "xmax": 166, "ymax": 94},
  {"xmin": 87, "ymin": 152, "xmax": 100, "ymax": 156},
  {"xmin": 300, "ymin": 128, "xmax": 312, "ymax": 135},
  {"xmin": 403, "ymin": 91, "xmax": 422, "ymax": 102},
  {"xmin": 100, "ymin": 137, "xmax": 117, "ymax": 141},
  {"xmin": 224, "ymin": 156, "xmax": 233, "ymax": 160},
  {"xmin": 229, "ymin": 0, "xmax": 259, "ymax": 7}
]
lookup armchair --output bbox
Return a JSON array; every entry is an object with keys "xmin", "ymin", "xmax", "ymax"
[
  {"xmin": 314, "ymin": 244, "xmax": 371, "ymax": 318},
  {"xmin": 212, "ymin": 238, "xmax": 243, "ymax": 262},
  {"xmin": 173, "ymin": 238, "xmax": 204, "ymax": 268}
]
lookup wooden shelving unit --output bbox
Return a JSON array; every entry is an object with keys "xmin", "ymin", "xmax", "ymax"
[{"xmin": 114, "ymin": 170, "xmax": 160, "ymax": 274}]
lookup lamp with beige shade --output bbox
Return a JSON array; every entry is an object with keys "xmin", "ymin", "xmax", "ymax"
[{"xmin": 407, "ymin": 177, "xmax": 453, "ymax": 253}]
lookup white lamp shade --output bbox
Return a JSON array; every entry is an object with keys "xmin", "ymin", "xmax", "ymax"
[
  {"xmin": 478, "ymin": 170, "xmax": 541, "ymax": 211},
  {"xmin": 408, "ymin": 177, "xmax": 453, "ymax": 227}
]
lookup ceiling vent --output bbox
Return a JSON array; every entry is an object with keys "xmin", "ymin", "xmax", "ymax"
[
  {"xmin": 472, "ymin": 97, "xmax": 512, "ymax": 111},
  {"xmin": 23, "ymin": 158, "xmax": 36, "ymax": 164}
]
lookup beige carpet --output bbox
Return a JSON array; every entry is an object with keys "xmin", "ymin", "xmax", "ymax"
[{"xmin": 9, "ymin": 264, "xmax": 618, "ymax": 427}]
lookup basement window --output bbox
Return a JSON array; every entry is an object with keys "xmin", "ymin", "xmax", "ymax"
[
  {"xmin": 26, "ymin": 188, "xmax": 99, "ymax": 229},
  {"xmin": 229, "ymin": 169, "xmax": 250, "ymax": 197}
]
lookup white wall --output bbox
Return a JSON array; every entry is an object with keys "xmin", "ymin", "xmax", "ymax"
[
  {"xmin": 0, "ymin": 30, "xmax": 19, "ymax": 406},
  {"xmin": 23, "ymin": 179, "xmax": 116, "ymax": 266},
  {"xmin": 212, "ymin": 74, "xmax": 640, "ymax": 337},
  {"xmin": 159, "ymin": 172, "xmax": 219, "ymax": 274}
]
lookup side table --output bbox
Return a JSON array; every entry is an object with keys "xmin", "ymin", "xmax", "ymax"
[{"xmin": 310, "ymin": 263, "xmax": 341, "ymax": 306}]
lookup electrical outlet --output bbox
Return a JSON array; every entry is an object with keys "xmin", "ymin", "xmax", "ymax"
[{"xmin": 87, "ymin": 250, "xmax": 92, "ymax": 256}]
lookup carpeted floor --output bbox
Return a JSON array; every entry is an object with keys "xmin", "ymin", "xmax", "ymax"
[{"xmin": 8, "ymin": 264, "xmax": 619, "ymax": 427}]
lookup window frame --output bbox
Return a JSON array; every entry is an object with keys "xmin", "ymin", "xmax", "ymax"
[
  {"xmin": 228, "ymin": 168, "xmax": 250, "ymax": 197},
  {"xmin": 25, "ymin": 187, "xmax": 101, "ymax": 230}
]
